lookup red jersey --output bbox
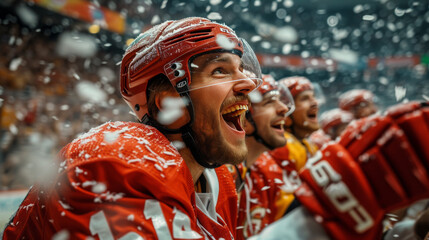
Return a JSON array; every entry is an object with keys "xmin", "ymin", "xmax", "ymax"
[
  {"xmin": 235, "ymin": 152, "xmax": 295, "ymax": 239},
  {"xmin": 308, "ymin": 129, "xmax": 332, "ymax": 149},
  {"xmin": 269, "ymin": 143, "xmax": 303, "ymax": 198},
  {"xmin": 3, "ymin": 121, "xmax": 238, "ymax": 240}
]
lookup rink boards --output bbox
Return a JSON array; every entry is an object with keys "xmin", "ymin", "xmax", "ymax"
[{"xmin": 0, "ymin": 189, "xmax": 27, "ymax": 231}]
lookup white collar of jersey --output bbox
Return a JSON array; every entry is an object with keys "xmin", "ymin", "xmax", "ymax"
[{"xmin": 195, "ymin": 168, "xmax": 219, "ymax": 222}]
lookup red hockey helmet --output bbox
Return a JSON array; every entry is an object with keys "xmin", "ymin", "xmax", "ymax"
[
  {"xmin": 319, "ymin": 108, "xmax": 354, "ymax": 134},
  {"xmin": 120, "ymin": 17, "xmax": 261, "ymax": 121},
  {"xmin": 258, "ymin": 74, "xmax": 278, "ymax": 95},
  {"xmin": 248, "ymin": 74, "xmax": 295, "ymax": 118},
  {"xmin": 278, "ymin": 76, "xmax": 313, "ymax": 98},
  {"xmin": 338, "ymin": 89, "xmax": 375, "ymax": 111},
  {"xmin": 278, "ymin": 76, "xmax": 325, "ymax": 107}
]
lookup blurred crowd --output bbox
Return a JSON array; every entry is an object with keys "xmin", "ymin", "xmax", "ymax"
[{"xmin": 0, "ymin": 22, "xmax": 133, "ymax": 190}]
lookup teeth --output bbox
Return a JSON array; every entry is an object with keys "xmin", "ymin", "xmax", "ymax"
[
  {"xmin": 222, "ymin": 105, "xmax": 248, "ymax": 115},
  {"xmin": 273, "ymin": 120, "xmax": 285, "ymax": 128},
  {"xmin": 229, "ymin": 109, "xmax": 246, "ymax": 117}
]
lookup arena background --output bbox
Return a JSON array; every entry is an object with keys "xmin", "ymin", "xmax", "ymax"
[{"xmin": 0, "ymin": 0, "xmax": 428, "ymax": 228}]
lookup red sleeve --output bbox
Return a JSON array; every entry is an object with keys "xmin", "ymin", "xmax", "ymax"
[
  {"xmin": 4, "ymin": 158, "xmax": 204, "ymax": 240},
  {"xmin": 236, "ymin": 153, "xmax": 294, "ymax": 239},
  {"xmin": 3, "ymin": 122, "xmax": 205, "ymax": 240},
  {"xmin": 295, "ymin": 102, "xmax": 429, "ymax": 240}
]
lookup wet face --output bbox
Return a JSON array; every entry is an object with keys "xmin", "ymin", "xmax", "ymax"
[
  {"xmin": 251, "ymin": 92, "xmax": 288, "ymax": 148},
  {"xmin": 353, "ymin": 100, "xmax": 377, "ymax": 119},
  {"xmin": 291, "ymin": 90, "xmax": 319, "ymax": 135},
  {"xmin": 189, "ymin": 52, "xmax": 257, "ymax": 166}
]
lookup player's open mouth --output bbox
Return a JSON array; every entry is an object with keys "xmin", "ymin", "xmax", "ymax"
[
  {"xmin": 221, "ymin": 104, "xmax": 248, "ymax": 132},
  {"xmin": 307, "ymin": 109, "xmax": 318, "ymax": 121},
  {"xmin": 271, "ymin": 120, "xmax": 285, "ymax": 131}
]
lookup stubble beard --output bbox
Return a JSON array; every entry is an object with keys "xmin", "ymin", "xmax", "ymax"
[
  {"xmin": 191, "ymin": 94, "xmax": 250, "ymax": 167},
  {"xmin": 191, "ymin": 115, "xmax": 248, "ymax": 167},
  {"xmin": 266, "ymin": 133, "xmax": 287, "ymax": 149}
]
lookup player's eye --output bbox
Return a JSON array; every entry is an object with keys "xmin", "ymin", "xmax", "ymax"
[{"xmin": 212, "ymin": 67, "xmax": 227, "ymax": 76}]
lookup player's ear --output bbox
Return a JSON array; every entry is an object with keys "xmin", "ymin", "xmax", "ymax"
[
  {"xmin": 154, "ymin": 90, "xmax": 191, "ymax": 129},
  {"xmin": 155, "ymin": 90, "xmax": 178, "ymax": 111}
]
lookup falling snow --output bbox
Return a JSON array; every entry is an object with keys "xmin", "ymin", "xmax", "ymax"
[
  {"xmin": 171, "ymin": 140, "xmax": 186, "ymax": 150},
  {"xmin": 157, "ymin": 97, "xmax": 187, "ymax": 125},
  {"xmin": 52, "ymin": 230, "xmax": 70, "ymax": 240},
  {"xmin": 75, "ymin": 81, "xmax": 107, "ymax": 105},
  {"xmin": 216, "ymin": 34, "xmax": 236, "ymax": 50},
  {"xmin": 92, "ymin": 182, "xmax": 107, "ymax": 193},
  {"xmin": 207, "ymin": 12, "xmax": 222, "ymax": 20},
  {"xmin": 59, "ymin": 200, "xmax": 72, "ymax": 210},
  {"xmin": 394, "ymin": 86, "xmax": 407, "ymax": 102},
  {"xmin": 249, "ymin": 91, "xmax": 263, "ymax": 103},
  {"xmin": 103, "ymin": 131, "xmax": 120, "ymax": 144},
  {"xmin": 9, "ymin": 57, "xmax": 22, "ymax": 71}
]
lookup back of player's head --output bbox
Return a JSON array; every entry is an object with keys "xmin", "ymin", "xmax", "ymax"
[
  {"xmin": 338, "ymin": 89, "xmax": 375, "ymax": 111},
  {"xmin": 319, "ymin": 108, "xmax": 354, "ymax": 138}
]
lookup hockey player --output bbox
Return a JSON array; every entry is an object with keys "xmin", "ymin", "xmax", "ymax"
[
  {"xmin": 307, "ymin": 108, "xmax": 354, "ymax": 149},
  {"xmin": 307, "ymin": 128, "xmax": 331, "ymax": 149},
  {"xmin": 319, "ymin": 108, "xmax": 354, "ymax": 140},
  {"xmin": 232, "ymin": 74, "xmax": 295, "ymax": 239},
  {"xmin": 270, "ymin": 76, "xmax": 320, "ymax": 174},
  {"xmin": 251, "ymin": 101, "xmax": 429, "ymax": 239},
  {"xmin": 2, "ymin": 17, "xmax": 263, "ymax": 239},
  {"xmin": 339, "ymin": 89, "xmax": 378, "ymax": 119}
]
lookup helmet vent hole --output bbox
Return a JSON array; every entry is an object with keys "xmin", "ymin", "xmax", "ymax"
[
  {"xmin": 191, "ymin": 36, "xmax": 212, "ymax": 42},
  {"xmin": 165, "ymin": 29, "xmax": 212, "ymax": 45},
  {"xmin": 189, "ymin": 29, "xmax": 211, "ymax": 34},
  {"xmin": 174, "ymin": 70, "xmax": 185, "ymax": 77},
  {"xmin": 171, "ymin": 62, "xmax": 182, "ymax": 70}
]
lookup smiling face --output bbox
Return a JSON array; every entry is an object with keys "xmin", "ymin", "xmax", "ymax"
[
  {"xmin": 251, "ymin": 92, "xmax": 289, "ymax": 148},
  {"xmin": 189, "ymin": 52, "xmax": 257, "ymax": 166},
  {"xmin": 290, "ymin": 90, "xmax": 319, "ymax": 137}
]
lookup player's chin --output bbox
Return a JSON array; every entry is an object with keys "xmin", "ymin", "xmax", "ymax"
[
  {"xmin": 267, "ymin": 134, "xmax": 286, "ymax": 149},
  {"xmin": 312, "ymin": 123, "xmax": 321, "ymax": 131},
  {"xmin": 225, "ymin": 142, "xmax": 248, "ymax": 165},
  {"xmin": 274, "ymin": 137, "xmax": 287, "ymax": 148},
  {"xmin": 306, "ymin": 121, "xmax": 320, "ymax": 131}
]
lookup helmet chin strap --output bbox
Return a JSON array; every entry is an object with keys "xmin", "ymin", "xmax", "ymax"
[
  {"xmin": 286, "ymin": 115, "xmax": 295, "ymax": 136},
  {"xmin": 179, "ymin": 89, "xmax": 223, "ymax": 169},
  {"xmin": 245, "ymin": 111, "xmax": 276, "ymax": 150},
  {"xmin": 142, "ymin": 84, "xmax": 221, "ymax": 169}
]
